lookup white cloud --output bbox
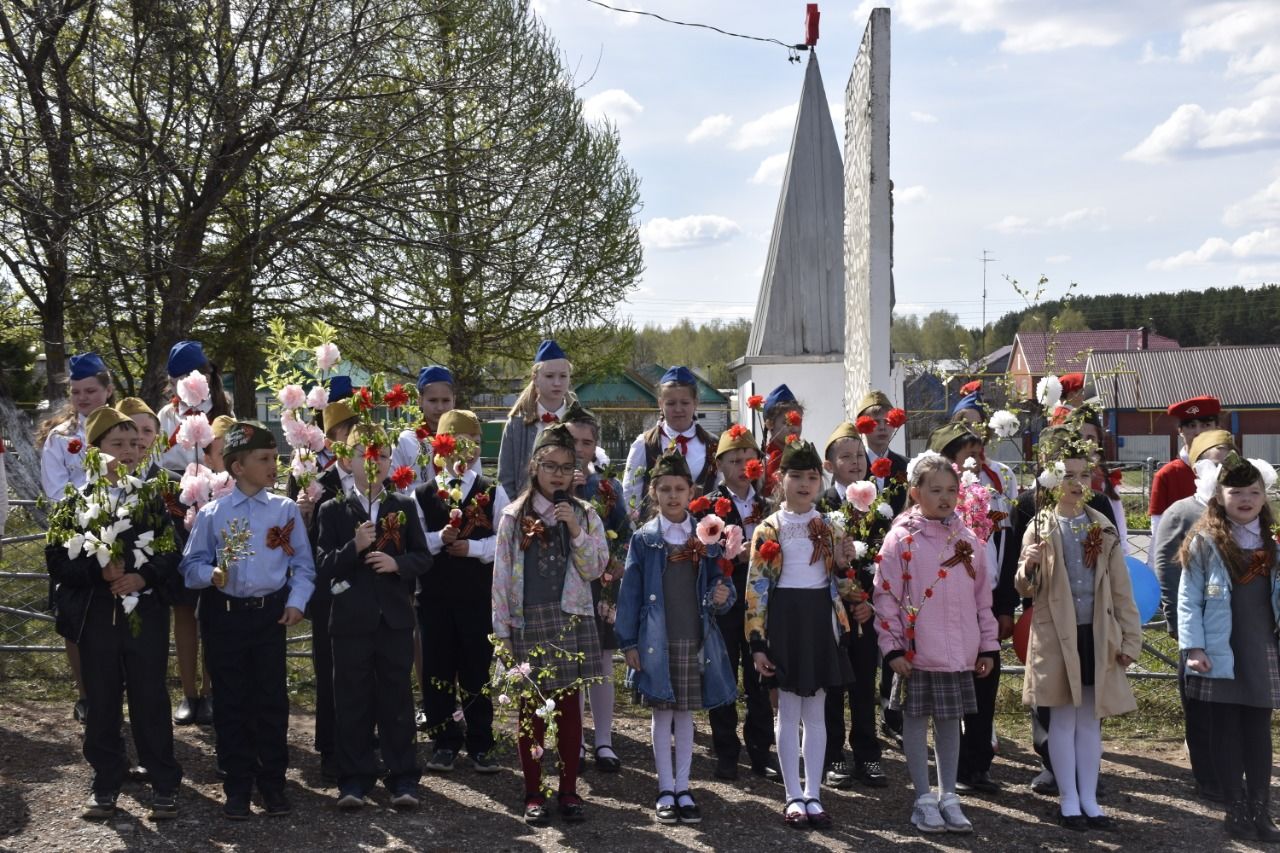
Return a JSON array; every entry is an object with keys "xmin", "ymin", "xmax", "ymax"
[
  {"xmin": 910, "ymin": 110, "xmax": 939, "ymax": 123},
  {"xmin": 894, "ymin": 185, "xmax": 929, "ymax": 204},
  {"xmin": 1178, "ymin": 2, "xmax": 1280, "ymax": 75},
  {"xmin": 1223, "ymin": 174, "xmax": 1280, "ymax": 226},
  {"xmin": 749, "ymin": 152, "xmax": 788, "ymax": 186},
  {"xmin": 732, "ymin": 104, "xmax": 796, "ymax": 150},
  {"xmin": 988, "ymin": 214, "xmax": 1034, "ymax": 234},
  {"xmin": 1148, "ymin": 225, "xmax": 1280, "ymax": 270},
  {"xmin": 1046, "ymin": 254, "xmax": 1072, "ymax": 264},
  {"xmin": 639, "ymin": 215, "xmax": 741, "ymax": 251},
  {"xmin": 895, "ymin": 0, "xmax": 1130, "ymax": 54},
  {"xmin": 1046, "ymin": 207, "xmax": 1106, "ymax": 228},
  {"xmin": 1125, "ymin": 96, "xmax": 1280, "ymax": 162},
  {"xmin": 1141, "ymin": 41, "xmax": 1172, "ymax": 64},
  {"xmin": 686, "ymin": 114, "xmax": 733, "ymax": 144},
  {"xmin": 582, "ymin": 89, "xmax": 644, "ymax": 127}
]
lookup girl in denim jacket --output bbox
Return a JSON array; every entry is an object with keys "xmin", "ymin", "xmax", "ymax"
[{"xmin": 616, "ymin": 449, "xmax": 735, "ymax": 826}]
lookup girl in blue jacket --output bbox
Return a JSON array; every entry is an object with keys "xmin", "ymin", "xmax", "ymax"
[
  {"xmin": 616, "ymin": 449, "xmax": 735, "ymax": 826},
  {"xmin": 1179, "ymin": 452, "xmax": 1280, "ymax": 843}
]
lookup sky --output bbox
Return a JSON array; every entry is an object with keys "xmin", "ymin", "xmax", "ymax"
[{"xmin": 531, "ymin": 0, "xmax": 1280, "ymax": 336}]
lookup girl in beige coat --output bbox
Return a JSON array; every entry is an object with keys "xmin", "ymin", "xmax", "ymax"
[{"xmin": 1017, "ymin": 444, "xmax": 1142, "ymax": 832}]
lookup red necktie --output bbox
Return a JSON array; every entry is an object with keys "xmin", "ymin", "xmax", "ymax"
[
  {"xmin": 982, "ymin": 464, "xmax": 1002, "ymax": 494},
  {"xmin": 673, "ymin": 434, "xmax": 690, "ymax": 455},
  {"xmin": 541, "ymin": 413, "xmax": 558, "ymax": 424}
]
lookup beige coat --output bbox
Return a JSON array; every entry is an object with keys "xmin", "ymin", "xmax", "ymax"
[{"xmin": 1014, "ymin": 506, "xmax": 1142, "ymax": 718}]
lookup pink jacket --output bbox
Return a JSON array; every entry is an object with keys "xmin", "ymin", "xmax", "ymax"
[{"xmin": 873, "ymin": 507, "xmax": 1000, "ymax": 673}]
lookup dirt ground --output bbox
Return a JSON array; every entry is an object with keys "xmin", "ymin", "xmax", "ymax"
[{"xmin": 1, "ymin": 698, "xmax": 1275, "ymax": 853}]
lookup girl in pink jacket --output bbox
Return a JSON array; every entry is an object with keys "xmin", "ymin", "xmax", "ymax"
[{"xmin": 873, "ymin": 452, "xmax": 1000, "ymax": 836}]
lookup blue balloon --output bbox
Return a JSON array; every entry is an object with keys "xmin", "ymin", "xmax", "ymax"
[{"xmin": 1125, "ymin": 555, "xmax": 1161, "ymax": 625}]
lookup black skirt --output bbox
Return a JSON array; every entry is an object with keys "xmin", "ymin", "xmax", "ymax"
[
  {"xmin": 765, "ymin": 587, "xmax": 853, "ymax": 697},
  {"xmin": 1077, "ymin": 623, "xmax": 1095, "ymax": 688}
]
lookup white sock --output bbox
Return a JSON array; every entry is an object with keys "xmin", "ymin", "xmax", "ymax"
[
  {"xmin": 585, "ymin": 650, "xmax": 616, "ymax": 752},
  {"xmin": 801, "ymin": 690, "xmax": 827, "ymax": 801},
  {"xmin": 652, "ymin": 709, "xmax": 675, "ymax": 794},
  {"xmin": 1048, "ymin": 701, "xmax": 1081, "ymax": 816},
  {"xmin": 673, "ymin": 710, "xmax": 695, "ymax": 793},
  {"xmin": 1075, "ymin": 687, "xmax": 1104, "ymax": 817},
  {"xmin": 776, "ymin": 690, "xmax": 804, "ymax": 802},
  {"xmin": 903, "ymin": 714, "xmax": 933, "ymax": 799}
]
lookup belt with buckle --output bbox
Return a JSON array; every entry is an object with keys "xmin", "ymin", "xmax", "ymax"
[{"xmin": 213, "ymin": 586, "xmax": 287, "ymax": 612}]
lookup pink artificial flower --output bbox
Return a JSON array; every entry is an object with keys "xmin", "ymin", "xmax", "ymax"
[
  {"xmin": 277, "ymin": 384, "xmax": 306, "ymax": 411},
  {"xmin": 315, "ymin": 342, "xmax": 341, "ymax": 372},
  {"xmin": 305, "ymin": 385, "xmax": 329, "ymax": 410},
  {"xmin": 175, "ymin": 372, "xmax": 210, "ymax": 408},
  {"xmin": 290, "ymin": 449, "xmax": 317, "ymax": 479},
  {"xmin": 305, "ymin": 424, "xmax": 326, "ymax": 452},
  {"xmin": 846, "ymin": 480, "xmax": 877, "ymax": 513},
  {"xmin": 449, "ymin": 508, "xmax": 463, "ymax": 521},
  {"xmin": 304, "ymin": 479, "xmax": 323, "ymax": 502},
  {"xmin": 282, "ymin": 416, "xmax": 310, "ymax": 449},
  {"xmin": 177, "ymin": 413, "xmax": 214, "ymax": 450},
  {"xmin": 179, "ymin": 469, "xmax": 212, "ymax": 507},
  {"xmin": 696, "ymin": 514, "xmax": 726, "ymax": 546},
  {"xmin": 723, "ymin": 524, "xmax": 745, "ymax": 560},
  {"xmin": 210, "ymin": 472, "xmax": 235, "ymax": 500}
]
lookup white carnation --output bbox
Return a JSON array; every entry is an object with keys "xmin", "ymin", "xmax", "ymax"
[
  {"xmin": 987, "ymin": 409, "xmax": 1020, "ymax": 439},
  {"xmin": 1036, "ymin": 375, "xmax": 1063, "ymax": 409}
]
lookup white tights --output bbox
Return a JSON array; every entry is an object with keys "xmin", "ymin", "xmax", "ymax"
[
  {"xmin": 1047, "ymin": 687, "xmax": 1104, "ymax": 818},
  {"xmin": 776, "ymin": 688, "xmax": 826, "ymax": 809},
  {"xmin": 651, "ymin": 708, "xmax": 695, "ymax": 801},
  {"xmin": 581, "ymin": 650, "xmax": 616, "ymax": 752}
]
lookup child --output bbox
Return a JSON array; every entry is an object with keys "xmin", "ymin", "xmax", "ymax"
[
  {"xmin": 1178, "ymin": 453, "xmax": 1280, "ymax": 842},
  {"xmin": 746, "ymin": 440, "xmax": 855, "ymax": 830},
  {"xmin": 316, "ymin": 427, "xmax": 430, "ymax": 809},
  {"xmin": 157, "ymin": 340, "xmax": 234, "ymax": 475},
  {"xmin": 874, "ymin": 452, "xmax": 999, "ymax": 835},
  {"xmin": 46, "ymin": 407, "xmax": 183, "ymax": 821},
  {"xmin": 622, "ymin": 366, "xmax": 718, "ymax": 513},
  {"xmin": 497, "ymin": 339, "xmax": 575, "ymax": 500},
  {"xmin": 492, "ymin": 424, "xmax": 609, "ymax": 825},
  {"xmin": 1016, "ymin": 428, "xmax": 1140, "ymax": 831},
  {"xmin": 1149, "ymin": 395, "xmax": 1221, "ymax": 565},
  {"xmin": 819, "ymin": 422, "xmax": 888, "ymax": 790},
  {"xmin": 564, "ymin": 402, "xmax": 630, "ymax": 772},
  {"xmin": 700, "ymin": 424, "xmax": 776, "ymax": 781},
  {"xmin": 414, "ymin": 410, "xmax": 502, "ymax": 774},
  {"xmin": 391, "ymin": 366, "xmax": 456, "ymax": 489},
  {"xmin": 757, "ymin": 384, "xmax": 803, "ymax": 496},
  {"xmin": 116, "ymin": 398, "xmax": 162, "ymax": 472},
  {"xmin": 857, "ymin": 390, "xmax": 908, "ymax": 514},
  {"xmin": 180, "ymin": 421, "xmax": 315, "ymax": 820},
  {"xmin": 616, "ymin": 450, "xmax": 736, "ymax": 825}
]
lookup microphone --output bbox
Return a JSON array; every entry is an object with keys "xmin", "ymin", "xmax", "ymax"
[{"xmin": 553, "ymin": 489, "xmax": 572, "ymax": 553}]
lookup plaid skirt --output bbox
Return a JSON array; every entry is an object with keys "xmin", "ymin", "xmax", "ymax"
[
  {"xmin": 641, "ymin": 639, "xmax": 703, "ymax": 711},
  {"xmin": 513, "ymin": 602, "xmax": 605, "ymax": 697},
  {"xmin": 1185, "ymin": 643, "xmax": 1280, "ymax": 708},
  {"xmin": 890, "ymin": 669, "xmax": 978, "ymax": 720}
]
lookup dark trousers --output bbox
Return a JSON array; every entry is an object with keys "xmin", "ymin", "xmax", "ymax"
[
  {"xmin": 958, "ymin": 656, "xmax": 1001, "ymax": 778},
  {"xmin": 824, "ymin": 621, "xmax": 881, "ymax": 766},
  {"xmin": 420, "ymin": 598, "xmax": 495, "ymax": 754},
  {"xmin": 310, "ymin": 589, "xmax": 335, "ymax": 757},
  {"xmin": 332, "ymin": 618, "xmax": 421, "ymax": 791},
  {"xmin": 708, "ymin": 606, "xmax": 774, "ymax": 766},
  {"xmin": 80, "ymin": 596, "xmax": 181, "ymax": 795},
  {"xmin": 880, "ymin": 660, "xmax": 902, "ymax": 735},
  {"xmin": 1179, "ymin": 663, "xmax": 1217, "ymax": 789},
  {"xmin": 201, "ymin": 593, "xmax": 290, "ymax": 799},
  {"xmin": 1032, "ymin": 706, "xmax": 1052, "ymax": 770},
  {"xmin": 1210, "ymin": 702, "xmax": 1270, "ymax": 801}
]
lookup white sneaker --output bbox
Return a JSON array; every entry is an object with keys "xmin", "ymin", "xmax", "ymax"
[
  {"xmin": 911, "ymin": 794, "xmax": 946, "ymax": 834},
  {"xmin": 939, "ymin": 793, "xmax": 973, "ymax": 833}
]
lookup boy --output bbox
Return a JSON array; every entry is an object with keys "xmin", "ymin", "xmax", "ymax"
[
  {"xmin": 391, "ymin": 365, "xmax": 456, "ymax": 489},
  {"xmin": 697, "ymin": 424, "xmax": 777, "ymax": 781},
  {"xmin": 317, "ymin": 427, "xmax": 430, "ymax": 808},
  {"xmin": 414, "ymin": 409, "xmax": 502, "ymax": 773},
  {"xmin": 818, "ymin": 421, "xmax": 888, "ymax": 791},
  {"xmin": 856, "ymin": 390, "xmax": 908, "ymax": 514},
  {"xmin": 47, "ymin": 406, "xmax": 183, "ymax": 821},
  {"xmin": 1148, "ymin": 395, "xmax": 1221, "ymax": 562},
  {"xmin": 181, "ymin": 421, "xmax": 315, "ymax": 820}
]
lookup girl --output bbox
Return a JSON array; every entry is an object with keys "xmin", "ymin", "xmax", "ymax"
[
  {"xmin": 497, "ymin": 340, "xmax": 576, "ymax": 500},
  {"xmin": 746, "ymin": 440, "xmax": 855, "ymax": 830},
  {"xmin": 616, "ymin": 450, "xmax": 736, "ymax": 825},
  {"xmin": 758, "ymin": 384, "xmax": 803, "ymax": 497},
  {"xmin": 1017, "ymin": 432, "xmax": 1141, "ymax": 832},
  {"xmin": 391, "ymin": 366, "xmax": 456, "ymax": 490},
  {"xmin": 156, "ymin": 340, "xmax": 233, "ymax": 476},
  {"xmin": 492, "ymin": 424, "xmax": 608, "ymax": 825},
  {"xmin": 116, "ymin": 398, "xmax": 162, "ymax": 476},
  {"xmin": 874, "ymin": 452, "xmax": 999, "ymax": 835},
  {"xmin": 622, "ymin": 366, "xmax": 718, "ymax": 515},
  {"xmin": 1178, "ymin": 453, "xmax": 1280, "ymax": 842}
]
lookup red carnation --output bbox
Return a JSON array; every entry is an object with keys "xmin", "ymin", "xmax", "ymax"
[
  {"xmin": 714, "ymin": 497, "xmax": 733, "ymax": 517},
  {"xmin": 689, "ymin": 496, "xmax": 711, "ymax": 514},
  {"xmin": 902, "ymin": 551, "xmax": 912, "ymax": 562},
  {"xmin": 431, "ymin": 433, "xmax": 456, "ymax": 456},
  {"xmin": 354, "ymin": 387, "xmax": 374, "ymax": 411},
  {"xmin": 886, "ymin": 408, "xmax": 907, "ymax": 428},
  {"xmin": 905, "ymin": 650, "xmax": 916, "ymax": 662},
  {"xmin": 870, "ymin": 458, "xmax": 892, "ymax": 478},
  {"xmin": 448, "ymin": 515, "xmax": 462, "ymax": 528},
  {"xmin": 363, "ymin": 444, "xmax": 381, "ymax": 461},
  {"xmin": 727, "ymin": 423, "xmax": 748, "ymax": 440},
  {"xmin": 902, "ymin": 573, "xmax": 912, "ymax": 582},
  {"xmin": 844, "ymin": 569, "xmax": 856, "ymax": 580},
  {"xmin": 744, "ymin": 459, "xmax": 764, "ymax": 479},
  {"xmin": 924, "ymin": 588, "xmax": 934, "ymax": 598},
  {"xmin": 785, "ymin": 410, "xmax": 802, "ymax": 427},
  {"xmin": 874, "ymin": 554, "xmax": 883, "ymax": 563},
  {"xmin": 881, "ymin": 580, "xmax": 891, "ymax": 591},
  {"xmin": 415, "ymin": 425, "xmax": 431, "ymax": 441},
  {"xmin": 718, "ymin": 557, "xmax": 735, "ymax": 578},
  {"xmin": 855, "ymin": 415, "xmax": 877, "ymax": 435},
  {"xmin": 437, "ymin": 489, "xmax": 451, "ymax": 501},
  {"xmin": 879, "ymin": 619, "xmax": 890, "ymax": 631},
  {"xmin": 384, "ymin": 383, "xmax": 409, "ymax": 410},
  {"xmin": 67, "ymin": 438, "xmax": 83, "ymax": 454},
  {"xmin": 747, "ymin": 394, "xmax": 764, "ymax": 410},
  {"xmin": 784, "ymin": 434, "xmax": 799, "ymax": 445},
  {"xmin": 938, "ymin": 568, "xmax": 948, "ymax": 579},
  {"xmin": 1108, "ymin": 468, "xmax": 1123, "ymax": 487},
  {"xmin": 758, "ymin": 540, "xmax": 781, "ymax": 561},
  {"xmin": 390, "ymin": 465, "xmax": 414, "ymax": 490}
]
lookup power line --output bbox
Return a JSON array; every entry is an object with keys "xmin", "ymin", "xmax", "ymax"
[{"xmin": 580, "ymin": 0, "xmax": 807, "ymax": 59}]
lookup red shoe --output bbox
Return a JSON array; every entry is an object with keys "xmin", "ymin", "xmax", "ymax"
[
  {"xmin": 784, "ymin": 799, "xmax": 809, "ymax": 829},
  {"xmin": 805, "ymin": 799, "xmax": 833, "ymax": 829}
]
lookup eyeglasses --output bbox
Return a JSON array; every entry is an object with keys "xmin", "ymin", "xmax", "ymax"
[{"xmin": 539, "ymin": 462, "xmax": 576, "ymax": 476}]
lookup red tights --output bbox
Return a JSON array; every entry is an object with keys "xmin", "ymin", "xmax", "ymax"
[{"xmin": 517, "ymin": 691, "xmax": 582, "ymax": 801}]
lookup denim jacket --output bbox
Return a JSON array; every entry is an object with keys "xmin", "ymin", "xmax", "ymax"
[
  {"xmin": 614, "ymin": 516, "xmax": 737, "ymax": 708},
  {"xmin": 1178, "ymin": 532, "xmax": 1280, "ymax": 680}
]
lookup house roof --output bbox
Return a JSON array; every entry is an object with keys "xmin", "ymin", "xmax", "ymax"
[
  {"xmin": 1086, "ymin": 345, "xmax": 1280, "ymax": 410},
  {"xmin": 977, "ymin": 344, "xmax": 1013, "ymax": 371},
  {"xmin": 573, "ymin": 370, "xmax": 658, "ymax": 406},
  {"xmin": 1012, "ymin": 329, "xmax": 1179, "ymax": 375}
]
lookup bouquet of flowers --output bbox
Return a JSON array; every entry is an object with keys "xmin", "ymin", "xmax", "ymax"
[
  {"xmin": 955, "ymin": 459, "xmax": 995, "ymax": 542},
  {"xmin": 588, "ymin": 463, "xmax": 629, "ymax": 624}
]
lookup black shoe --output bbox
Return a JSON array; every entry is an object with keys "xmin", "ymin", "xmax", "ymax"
[
  {"xmin": 1252, "ymin": 798, "xmax": 1280, "ymax": 843},
  {"xmin": 262, "ymin": 789, "xmax": 292, "ymax": 817},
  {"xmin": 74, "ymin": 699, "xmax": 88, "ymax": 725},
  {"xmin": 1031, "ymin": 770, "xmax": 1058, "ymax": 796},
  {"xmin": 751, "ymin": 755, "xmax": 782, "ymax": 782},
  {"xmin": 655, "ymin": 790, "xmax": 678, "ymax": 825},
  {"xmin": 714, "ymin": 754, "xmax": 739, "ymax": 780},
  {"xmin": 320, "ymin": 753, "xmax": 340, "ymax": 785},
  {"xmin": 855, "ymin": 759, "xmax": 888, "ymax": 788},
  {"xmin": 594, "ymin": 745, "xmax": 622, "ymax": 773},
  {"xmin": 675, "ymin": 791, "xmax": 702, "ymax": 824},
  {"xmin": 196, "ymin": 695, "xmax": 214, "ymax": 726},
  {"xmin": 1085, "ymin": 814, "xmax": 1115, "ymax": 831},
  {"xmin": 558, "ymin": 793, "xmax": 585, "ymax": 823},
  {"xmin": 150, "ymin": 791, "xmax": 179, "ymax": 820},
  {"xmin": 959, "ymin": 770, "xmax": 1001, "ymax": 794},
  {"xmin": 824, "ymin": 760, "xmax": 853, "ymax": 789},
  {"xmin": 1058, "ymin": 813, "xmax": 1088, "ymax": 831},
  {"xmin": 1226, "ymin": 799, "xmax": 1257, "ymax": 841},
  {"xmin": 524, "ymin": 796, "xmax": 548, "ymax": 826},
  {"xmin": 127, "ymin": 765, "xmax": 149, "ymax": 784},
  {"xmin": 390, "ymin": 786, "xmax": 419, "ymax": 810},
  {"xmin": 337, "ymin": 787, "xmax": 365, "ymax": 811},
  {"xmin": 470, "ymin": 751, "xmax": 501, "ymax": 774},
  {"xmin": 173, "ymin": 696, "xmax": 199, "ymax": 726},
  {"xmin": 81, "ymin": 792, "xmax": 117, "ymax": 820},
  {"xmin": 223, "ymin": 795, "xmax": 251, "ymax": 821},
  {"xmin": 425, "ymin": 748, "xmax": 457, "ymax": 772}
]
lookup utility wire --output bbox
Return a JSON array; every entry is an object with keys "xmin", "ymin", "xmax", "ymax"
[{"xmin": 580, "ymin": 0, "xmax": 807, "ymax": 59}]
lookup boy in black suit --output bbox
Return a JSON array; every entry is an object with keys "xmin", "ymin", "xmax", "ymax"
[{"xmin": 316, "ymin": 426, "xmax": 430, "ymax": 809}]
